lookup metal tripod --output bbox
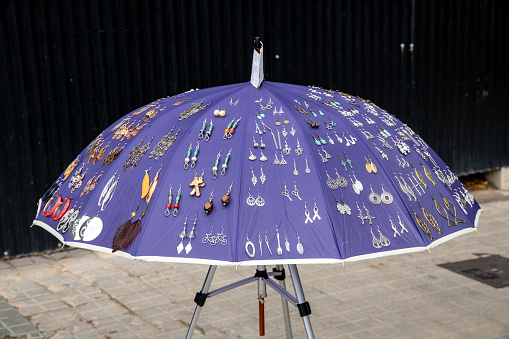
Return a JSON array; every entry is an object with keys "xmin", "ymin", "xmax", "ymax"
[{"xmin": 185, "ymin": 264, "xmax": 314, "ymax": 338}]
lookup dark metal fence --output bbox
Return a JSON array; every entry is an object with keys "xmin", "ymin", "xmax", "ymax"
[{"xmin": 1, "ymin": 0, "xmax": 507, "ymax": 257}]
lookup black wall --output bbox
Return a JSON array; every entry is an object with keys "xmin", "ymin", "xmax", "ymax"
[{"xmin": 1, "ymin": 0, "xmax": 508, "ymax": 257}]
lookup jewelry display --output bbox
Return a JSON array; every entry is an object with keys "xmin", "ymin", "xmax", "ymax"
[
  {"xmin": 282, "ymin": 182, "xmax": 292, "ymax": 201},
  {"xmin": 292, "ymin": 182, "xmax": 302, "ymax": 201},
  {"xmin": 411, "ymin": 207, "xmax": 433, "ymax": 240},
  {"xmin": 296, "ymin": 234, "xmax": 304, "ymax": 255},
  {"xmin": 189, "ymin": 170, "xmax": 205, "ymax": 197},
  {"xmin": 304, "ymin": 202, "xmax": 313, "ymax": 224},
  {"xmin": 305, "ymin": 157, "xmax": 311, "ymax": 174},
  {"xmin": 264, "ymin": 231, "xmax": 273, "ymax": 256},
  {"xmin": 245, "ymin": 235, "xmax": 255, "ymax": 258},
  {"xmin": 204, "ymin": 189, "xmax": 214, "ymax": 215}
]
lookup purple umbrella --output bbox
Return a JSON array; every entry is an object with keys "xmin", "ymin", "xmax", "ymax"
[{"xmin": 33, "ymin": 39, "xmax": 481, "ymax": 338}]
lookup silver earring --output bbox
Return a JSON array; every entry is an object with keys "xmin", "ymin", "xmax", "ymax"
[
  {"xmin": 282, "ymin": 127, "xmax": 288, "ymax": 138},
  {"xmin": 245, "ymin": 235, "xmax": 255, "ymax": 258},
  {"xmin": 282, "ymin": 182, "xmax": 292, "ymax": 201},
  {"xmin": 246, "ymin": 190, "xmax": 255, "ymax": 206},
  {"xmin": 293, "ymin": 158, "xmax": 299, "ymax": 176},
  {"xmin": 249, "ymin": 149, "xmax": 256, "ymax": 161},
  {"xmin": 380, "ymin": 185, "xmax": 393, "ymax": 204},
  {"xmin": 251, "ymin": 167, "xmax": 258, "ymax": 186},
  {"xmin": 260, "ymin": 150, "xmax": 268, "ymax": 162},
  {"xmin": 253, "ymin": 137, "xmax": 259, "ymax": 148},
  {"xmin": 260, "ymin": 137, "xmax": 265, "ymax": 148},
  {"xmin": 305, "ymin": 157, "xmax": 311, "ymax": 174},
  {"xmin": 290, "ymin": 125, "xmax": 296, "ymax": 136},
  {"xmin": 260, "ymin": 166, "xmax": 266, "ymax": 184},
  {"xmin": 327, "ymin": 133, "xmax": 335, "ymax": 145},
  {"xmin": 369, "ymin": 185, "xmax": 381, "ymax": 205},
  {"xmin": 255, "ymin": 191, "xmax": 265, "ymax": 206}
]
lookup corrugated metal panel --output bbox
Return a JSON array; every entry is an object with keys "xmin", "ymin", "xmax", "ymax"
[{"xmin": 1, "ymin": 0, "xmax": 507, "ymax": 257}]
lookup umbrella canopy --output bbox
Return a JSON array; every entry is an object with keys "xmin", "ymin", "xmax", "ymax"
[{"xmin": 33, "ymin": 56, "xmax": 481, "ymax": 267}]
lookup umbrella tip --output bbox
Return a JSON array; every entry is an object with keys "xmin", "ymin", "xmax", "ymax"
[{"xmin": 250, "ymin": 37, "xmax": 264, "ymax": 89}]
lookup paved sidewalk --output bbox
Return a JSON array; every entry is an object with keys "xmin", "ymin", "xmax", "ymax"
[{"xmin": 1, "ymin": 193, "xmax": 509, "ymax": 338}]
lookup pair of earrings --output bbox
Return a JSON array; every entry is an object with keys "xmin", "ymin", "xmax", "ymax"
[
  {"xmin": 253, "ymin": 136, "xmax": 266, "ymax": 149},
  {"xmin": 371, "ymin": 226, "xmax": 390, "ymax": 249},
  {"xmin": 364, "ymin": 156, "xmax": 377, "ymax": 174},
  {"xmin": 356, "ymin": 202, "xmax": 375, "ymax": 224},
  {"xmin": 98, "ymin": 171, "xmax": 120, "ymax": 211},
  {"xmin": 334, "ymin": 196, "xmax": 352, "ymax": 215},
  {"xmin": 246, "ymin": 190, "xmax": 265, "ymax": 207},
  {"xmin": 202, "ymin": 226, "xmax": 227, "ymax": 245},
  {"xmin": 281, "ymin": 182, "xmax": 302, "ymax": 201},
  {"xmin": 184, "ymin": 142, "xmax": 200, "ymax": 169},
  {"xmin": 275, "ymin": 117, "xmax": 290, "ymax": 126},
  {"xmin": 80, "ymin": 172, "xmax": 104, "ymax": 197},
  {"xmin": 251, "ymin": 167, "xmax": 266, "ymax": 186},
  {"xmin": 317, "ymin": 148, "xmax": 331, "ymax": 163},
  {"xmin": 249, "ymin": 149, "xmax": 268, "ymax": 162},
  {"xmin": 197, "ymin": 119, "xmax": 214, "ymax": 141},
  {"xmin": 311, "ymin": 132, "xmax": 327, "ymax": 145},
  {"xmin": 213, "ymin": 107, "xmax": 226, "ymax": 117},
  {"xmin": 304, "ymin": 201, "xmax": 321, "ymax": 224},
  {"xmin": 325, "ymin": 169, "xmax": 348, "ymax": 190},
  {"xmin": 389, "ymin": 214, "xmax": 409, "ymax": 237},
  {"xmin": 350, "ymin": 173, "xmax": 363, "ymax": 195},
  {"xmin": 212, "ymin": 149, "xmax": 233, "ymax": 179},
  {"xmin": 177, "ymin": 215, "xmax": 197, "ymax": 254},
  {"xmin": 69, "ymin": 164, "xmax": 87, "ymax": 193},
  {"xmin": 164, "ymin": 185, "xmax": 182, "ymax": 217},
  {"xmin": 369, "ymin": 185, "xmax": 393, "ymax": 205},
  {"xmin": 282, "ymin": 126, "xmax": 296, "ymax": 137}
]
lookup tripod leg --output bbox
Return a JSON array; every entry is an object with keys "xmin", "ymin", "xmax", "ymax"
[
  {"xmin": 185, "ymin": 265, "xmax": 217, "ymax": 339},
  {"xmin": 289, "ymin": 264, "xmax": 314, "ymax": 339},
  {"xmin": 275, "ymin": 265, "xmax": 293, "ymax": 339}
]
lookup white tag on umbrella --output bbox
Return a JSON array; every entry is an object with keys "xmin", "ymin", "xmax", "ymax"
[{"xmin": 250, "ymin": 41, "xmax": 264, "ymax": 88}]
